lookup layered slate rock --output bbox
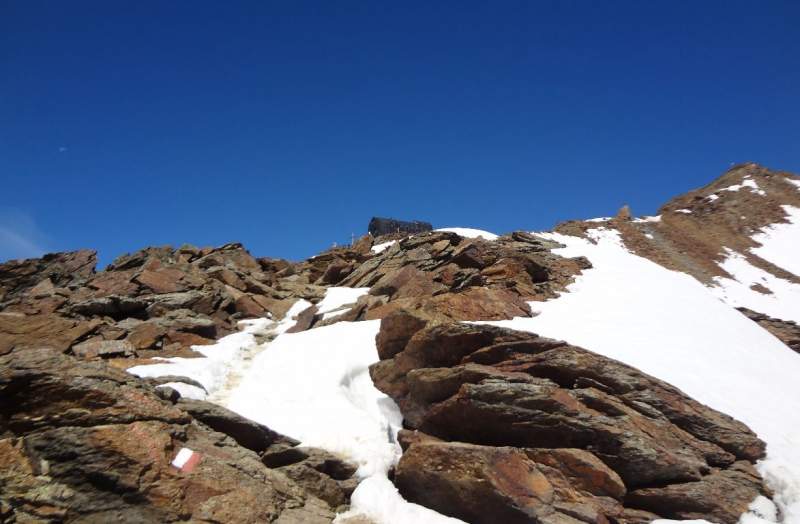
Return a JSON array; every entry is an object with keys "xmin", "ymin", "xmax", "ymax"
[
  {"xmin": 370, "ymin": 314, "xmax": 770, "ymax": 523},
  {"xmin": 336, "ymin": 230, "xmax": 589, "ymax": 323},
  {"xmin": 0, "ymin": 348, "xmax": 358, "ymax": 522},
  {"xmin": 0, "ymin": 223, "xmax": 590, "ymax": 356},
  {"xmin": 0, "ymin": 243, "xmax": 327, "ymax": 359}
]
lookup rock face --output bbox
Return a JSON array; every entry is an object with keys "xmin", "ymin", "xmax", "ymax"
[
  {"xmin": 0, "ymin": 347, "xmax": 358, "ymax": 522},
  {"xmin": 339, "ymin": 230, "xmax": 589, "ymax": 323},
  {"xmin": 371, "ymin": 314, "xmax": 769, "ymax": 523},
  {"xmin": 368, "ymin": 216, "xmax": 432, "ymax": 237},
  {"xmin": 0, "ymin": 225, "xmax": 590, "ymax": 358}
]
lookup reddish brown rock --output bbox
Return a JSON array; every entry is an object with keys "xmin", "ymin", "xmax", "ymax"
[
  {"xmin": 0, "ymin": 249, "xmax": 97, "ymax": 300},
  {"xmin": 135, "ymin": 268, "xmax": 186, "ymax": 294},
  {"xmin": 526, "ymin": 448, "xmax": 626, "ymax": 500},
  {"xmin": 234, "ymin": 294, "xmax": 268, "ymax": 318},
  {"xmin": 395, "ymin": 441, "xmax": 556, "ymax": 524},
  {"xmin": 127, "ymin": 321, "xmax": 167, "ymax": 349},
  {"xmin": 0, "ymin": 313, "xmax": 100, "ymax": 355},
  {"xmin": 369, "ymin": 265, "xmax": 446, "ymax": 300},
  {"xmin": 0, "ymin": 348, "xmax": 349, "ymax": 523},
  {"xmin": 72, "ymin": 339, "xmax": 136, "ymax": 359},
  {"xmin": 366, "ymin": 287, "xmax": 531, "ymax": 322},
  {"xmin": 208, "ymin": 266, "xmax": 247, "ymax": 290},
  {"xmin": 87, "ymin": 270, "xmax": 140, "ymax": 296},
  {"xmin": 626, "ymin": 461, "xmax": 767, "ymax": 522},
  {"xmin": 374, "ymin": 309, "xmax": 429, "ymax": 360},
  {"xmin": 371, "ymin": 320, "xmax": 769, "ymax": 523},
  {"xmin": 286, "ymin": 305, "xmax": 319, "ymax": 334}
]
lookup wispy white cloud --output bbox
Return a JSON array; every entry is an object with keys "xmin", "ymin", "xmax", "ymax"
[
  {"xmin": 0, "ymin": 210, "xmax": 50, "ymax": 262},
  {"xmin": 58, "ymin": 146, "xmax": 68, "ymax": 153}
]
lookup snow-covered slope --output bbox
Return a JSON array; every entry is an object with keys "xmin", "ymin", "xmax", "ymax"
[
  {"xmin": 705, "ymin": 205, "xmax": 800, "ymax": 323},
  {"xmin": 129, "ymin": 288, "xmax": 463, "ymax": 523},
  {"xmin": 750, "ymin": 206, "xmax": 800, "ymax": 281},
  {"xmin": 487, "ymin": 229, "xmax": 800, "ymax": 523},
  {"xmin": 127, "ymin": 204, "xmax": 800, "ymax": 523}
]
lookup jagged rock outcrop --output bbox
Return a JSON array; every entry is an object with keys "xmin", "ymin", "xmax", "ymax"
[
  {"xmin": 738, "ymin": 307, "xmax": 800, "ymax": 353},
  {"xmin": 0, "ymin": 222, "xmax": 592, "ymax": 356},
  {"xmin": 336, "ymin": 230, "xmax": 589, "ymax": 323},
  {"xmin": 556, "ymin": 163, "xmax": 800, "ymax": 288},
  {"xmin": 0, "ymin": 243, "xmax": 331, "ymax": 359},
  {"xmin": 0, "ymin": 347, "xmax": 358, "ymax": 522},
  {"xmin": 370, "ymin": 314, "xmax": 770, "ymax": 523}
]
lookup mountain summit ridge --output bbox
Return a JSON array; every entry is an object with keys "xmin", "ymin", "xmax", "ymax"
[{"xmin": 1, "ymin": 163, "xmax": 799, "ymax": 524}]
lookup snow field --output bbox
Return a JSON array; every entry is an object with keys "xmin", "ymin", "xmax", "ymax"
[
  {"xmin": 486, "ymin": 229, "xmax": 800, "ymax": 523},
  {"xmin": 127, "ymin": 289, "xmax": 463, "ymax": 523},
  {"xmin": 750, "ymin": 206, "xmax": 800, "ymax": 278}
]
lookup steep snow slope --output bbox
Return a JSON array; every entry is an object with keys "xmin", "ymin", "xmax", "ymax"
[
  {"xmin": 711, "ymin": 250, "xmax": 800, "ymax": 323},
  {"xmin": 706, "ymin": 205, "xmax": 800, "ymax": 323},
  {"xmin": 751, "ymin": 206, "xmax": 800, "ymax": 278},
  {"xmin": 129, "ymin": 289, "xmax": 463, "ymax": 524},
  {"xmin": 488, "ymin": 229, "xmax": 800, "ymax": 523}
]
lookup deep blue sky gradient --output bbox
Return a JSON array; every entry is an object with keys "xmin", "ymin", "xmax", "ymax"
[{"xmin": 2, "ymin": 1, "xmax": 799, "ymax": 266}]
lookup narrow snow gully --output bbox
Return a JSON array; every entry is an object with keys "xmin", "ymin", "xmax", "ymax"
[{"xmin": 127, "ymin": 289, "xmax": 463, "ymax": 524}]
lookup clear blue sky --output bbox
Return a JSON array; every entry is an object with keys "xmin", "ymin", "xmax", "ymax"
[{"xmin": 2, "ymin": 1, "xmax": 799, "ymax": 266}]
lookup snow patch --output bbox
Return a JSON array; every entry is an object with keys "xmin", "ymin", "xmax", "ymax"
[
  {"xmin": 675, "ymin": 208, "xmax": 692, "ymax": 214},
  {"xmin": 336, "ymin": 475, "xmax": 464, "ymax": 523},
  {"xmin": 750, "ymin": 206, "xmax": 800, "ymax": 277},
  {"xmin": 485, "ymin": 229, "xmax": 800, "ymax": 523},
  {"xmin": 785, "ymin": 178, "xmax": 800, "ymax": 190},
  {"xmin": 706, "ymin": 194, "xmax": 720, "ymax": 202},
  {"xmin": 316, "ymin": 286, "xmax": 370, "ymax": 315},
  {"xmin": 712, "ymin": 249, "xmax": 800, "ymax": 323},
  {"xmin": 633, "ymin": 215, "xmax": 662, "ymax": 223},
  {"xmin": 435, "ymin": 227, "xmax": 498, "ymax": 240},
  {"xmin": 127, "ymin": 317, "xmax": 278, "ymax": 400},
  {"xmin": 371, "ymin": 240, "xmax": 397, "ymax": 254},
  {"xmin": 129, "ymin": 313, "xmax": 460, "ymax": 523},
  {"xmin": 721, "ymin": 177, "xmax": 767, "ymax": 196},
  {"xmin": 585, "ymin": 217, "xmax": 611, "ymax": 223}
]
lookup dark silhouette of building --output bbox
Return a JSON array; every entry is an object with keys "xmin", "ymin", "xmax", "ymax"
[{"xmin": 368, "ymin": 217, "xmax": 432, "ymax": 237}]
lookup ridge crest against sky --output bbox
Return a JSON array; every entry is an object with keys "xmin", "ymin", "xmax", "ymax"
[{"xmin": 2, "ymin": 1, "xmax": 799, "ymax": 266}]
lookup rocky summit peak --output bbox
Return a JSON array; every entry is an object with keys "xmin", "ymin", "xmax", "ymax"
[{"xmin": 1, "ymin": 163, "xmax": 799, "ymax": 524}]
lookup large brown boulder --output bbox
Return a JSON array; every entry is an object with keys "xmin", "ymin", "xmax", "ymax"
[
  {"xmin": 371, "ymin": 317, "xmax": 770, "ymax": 523},
  {"xmin": 0, "ymin": 347, "xmax": 354, "ymax": 522},
  {"xmin": 395, "ymin": 440, "xmax": 649, "ymax": 524},
  {"xmin": 0, "ymin": 312, "xmax": 100, "ymax": 356}
]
